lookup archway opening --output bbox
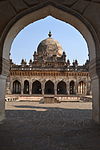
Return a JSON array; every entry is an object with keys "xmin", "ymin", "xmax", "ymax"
[
  {"xmin": 32, "ymin": 80, "xmax": 42, "ymax": 94},
  {"xmin": 77, "ymin": 81, "xmax": 86, "ymax": 95},
  {"xmin": 23, "ymin": 80, "xmax": 29, "ymax": 94},
  {"xmin": 57, "ymin": 81, "xmax": 67, "ymax": 95},
  {"xmin": 12, "ymin": 80, "xmax": 21, "ymax": 94},
  {"xmin": 7, "ymin": 15, "xmax": 91, "ymax": 99},
  {"xmin": 70, "ymin": 81, "xmax": 75, "ymax": 95},
  {"xmin": 1, "ymin": 4, "xmax": 97, "ymax": 123},
  {"xmin": 45, "ymin": 80, "xmax": 54, "ymax": 95}
]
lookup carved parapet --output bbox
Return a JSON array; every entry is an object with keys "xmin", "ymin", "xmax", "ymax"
[{"xmin": 2, "ymin": 58, "xmax": 10, "ymax": 76}]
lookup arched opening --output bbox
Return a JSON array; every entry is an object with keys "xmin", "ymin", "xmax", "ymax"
[
  {"xmin": 23, "ymin": 80, "xmax": 29, "ymax": 94},
  {"xmin": 57, "ymin": 81, "xmax": 67, "ymax": 95},
  {"xmin": 12, "ymin": 80, "xmax": 21, "ymax": 94},
  {"xmin": 45, "ymin": 80, "xmax": 54, "ymax": 95},
  {"xmin": 1, "ymin": 4, "xmax": 99, "ymax": 123},
  {"xmin": 78, "ymin": 81, "xmax": 86, "ymax": 95},
  {"xmin": 32, "ymin": 80, "xmax": 42, "ymax": 94},
  {"xmin": 70, "ymin": 81, "xmax": 75, "ymax": 95},
  {"xmin": 3, "ymin": 5, "xmax": 96, "ymax": 62}
]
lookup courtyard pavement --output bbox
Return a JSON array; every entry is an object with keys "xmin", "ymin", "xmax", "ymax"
[{"xmin": 0, "ymin": 101, "xmax": 100, "ymax": 150}]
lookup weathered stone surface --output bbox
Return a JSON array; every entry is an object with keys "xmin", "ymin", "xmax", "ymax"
[
  {"xmin": 2, "ymin": 58, "xmax": 10, "ymax": 76},
  {"xmin": 71, "ymin": 0, "xmax": 90, "ymax": 14},
  {"xmin": 54, "ymin": 0, "xmax": 78, "ymax": 7},
  {"xmin": 9, "ymin": 0, "xmax": 28, "ymax": 12},
  {"xmin": 0, "ymin": 1, "xmax": 16, "ymax": 35},
  {"xmin": 83, "ymin": 2, "xmax": 100, "ymax": 35},
  {"xmin": 23, "ymin": 0, "xmax": 43, "ymax": 6},
  {"xmin": 0, "ymin": 75, "xmax": 7, "ymax": 123}
]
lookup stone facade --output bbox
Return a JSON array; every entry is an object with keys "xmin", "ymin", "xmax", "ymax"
[{"xmin": 6, "ymin": 33, "xmax": 91, "ymax": 97}]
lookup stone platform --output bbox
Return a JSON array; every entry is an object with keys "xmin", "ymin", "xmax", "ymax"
[
  {"xmin": 5, "ymin": 95, "xmax": 92, "ymax": 103},
  {"xmin": 40, "ymin": 96, "xmax": 60, "ymax": 103}
]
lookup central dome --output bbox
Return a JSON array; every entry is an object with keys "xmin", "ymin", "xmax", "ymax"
[{"xmin": 37, "ymin": 32, "xmax": 63, "ymax": 57}]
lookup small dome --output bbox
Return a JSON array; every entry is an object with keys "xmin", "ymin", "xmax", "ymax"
[{"xmin": 37, "ymin": 36, "xmax": 63, "ymax": 57}]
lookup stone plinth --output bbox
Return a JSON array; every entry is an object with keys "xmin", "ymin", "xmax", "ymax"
[{"xmin": 40, "ymin": 96, "xmax": 59, "ymax": 104}]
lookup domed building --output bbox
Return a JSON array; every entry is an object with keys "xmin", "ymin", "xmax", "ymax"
[
  {"xmin": 5, "ymin": 32, "xmax": 91, "ymax": 102},
  {"xmin": 37, "ymin": 31, "xmax": 63, "ymax": 57}
]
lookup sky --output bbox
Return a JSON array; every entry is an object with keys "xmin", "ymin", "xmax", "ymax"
[{"xmin": 10, "ymin": 16, "xmax": 89, "ymax": 65}]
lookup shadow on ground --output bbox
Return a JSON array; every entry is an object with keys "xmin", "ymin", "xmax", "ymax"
[{"xmin": 0, "ymin": 105, "xmax": 100, "ymax": 150}]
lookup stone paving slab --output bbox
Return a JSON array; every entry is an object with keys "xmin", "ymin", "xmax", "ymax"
[{"xmin": 0, "ymin": 101, "xmax": 100, "ymax": 150}]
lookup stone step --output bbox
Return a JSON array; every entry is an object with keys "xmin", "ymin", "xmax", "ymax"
[{"xmin": 18, "ymin": 96, "xmax": 42, "ymax": 101}]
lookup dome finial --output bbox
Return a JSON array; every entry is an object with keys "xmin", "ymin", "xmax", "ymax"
[{"xmin": 48, "ymin": 31, "xmax": 52, "ymax": 37}]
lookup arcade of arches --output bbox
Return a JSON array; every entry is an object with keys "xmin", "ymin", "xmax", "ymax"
[
  {"xmin": 0, "ymin": 0, "xmax": 100, "ymax": 123},
  {"xmin": 11, "ymin": 80, "xmax": 87, "ymax": 95}
]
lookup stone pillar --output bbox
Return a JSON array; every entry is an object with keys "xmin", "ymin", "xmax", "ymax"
[
  {"xmin": 0, "ymin": 58, "xmax": 10, "ymax": 123},
  {"xmin": 21, "ymin": 82, "xmax": 24, "ymax": 95},
  {"xmin": 81, "ymin": 83, "xmax": 82, "ymax": 94},
  {"xmin": 90, "ymin": 58, "xmax": 100, "ymax": 123},
  {"xmin": 91, "ymin": 75, "xmax": 100, "ymax": 123},
  {"xmin": 42, "ymin": 87, "xmax": 44, "ymax": 95},
  {"xmin": 84, "ymin": 82, "xmax": 87, "ymax": 95},
  {"xmin": 0, "ymin": 75, "xmax": 7, "ymax": 123},
  {"xmin": 74, "ymin": 78, "xmax": 78, "ymax": 95},
  {"xmin": 29, "ymin": 81, "xmax": 32, "ymax": 95},
  {"xmin": 54, "ymin": 83, "xmax": 57, "ymax": 96},
  {"xmin": 75, "ymin": 81, "xmax": 78, "ymax": 95},
  {"xmin": 10, "ymin": 79, "xmax": 13, "ymax": 94},
  {"xmin": 42, "ymin": 82, "xmax": 45, "ymax": 96},
  {"xmin": 77, "ymin": 83, "xmax": 80, "ymax": 95},
  {"xmin": 67, "ymin": 81, "xmax": 70, "ymax": 95}
]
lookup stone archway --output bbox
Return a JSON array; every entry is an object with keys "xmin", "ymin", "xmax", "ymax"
[
  {"xmin": 0, "ymin": 2, "xmax": 100, "ymax": 123},
  {"xmin": 12, "ymin": 80, "xmax": 21, "ymax": 94},
  {"xmin": 44, "ymin": 80, "xmax": 54, "ymax": 95},
  {"xmin": 57, "ymin": 81, "xmax": 67, "ymax": 95},
  {"xmin": 32, "ymin": 80, "xmax": 42, "ymax": 94}
]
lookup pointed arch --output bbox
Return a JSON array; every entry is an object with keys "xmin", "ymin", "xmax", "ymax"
[
  {"xmin": 57, "ymin": 81, "xmax": 67, "ymax": 94},
  {"xmin": 32, "ymin": 80, "xmax": 42, "ymax": 94},
  {"xmin": 12, "ymin": 80, "xmax": 21, "ymax": 94},
  {"xmin": 44, "ymin": 80, "xmax": 54, "ymax": 94}
]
